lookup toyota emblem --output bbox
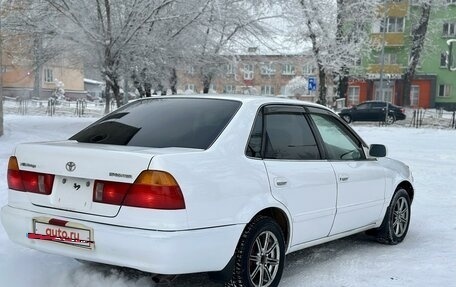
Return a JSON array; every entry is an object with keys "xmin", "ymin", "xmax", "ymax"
[{"xmin": 66, "ymin": 162, "xmax": 76, "ymax": 172}]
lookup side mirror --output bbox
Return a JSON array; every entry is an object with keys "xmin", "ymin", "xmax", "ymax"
[{"xmin": 369, "ymin": 144, "xmax": 387, "ymax": 158}]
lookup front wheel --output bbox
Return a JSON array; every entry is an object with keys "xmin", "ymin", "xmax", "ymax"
[
  {"xmin": 374, "ymin": 189, "xmax": 411, "ymax": 245},
  {"xmin": 226, "ymin": 216, "xmax": 285, "ymax": 287}
]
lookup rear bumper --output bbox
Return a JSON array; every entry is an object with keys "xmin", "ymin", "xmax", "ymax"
[
  {"xmin": 396, "ymin": 113, "xmax": 406, "ymax": 120},
  {"xmin": 1, "ymin": 205, "xmax": 244, "ymax": 275}
]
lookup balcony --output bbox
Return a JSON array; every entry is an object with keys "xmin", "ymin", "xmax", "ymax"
[
  {"xmin": 371, "ymin": 33, "xmax": 405, "ymax": 46},
  {"xmin": 368, "ymin": 64, "xmax": 403, "ymax": 74},
  {"xmin": 377, "ymin": 1, "xmax": 408, "ymax": 17}
]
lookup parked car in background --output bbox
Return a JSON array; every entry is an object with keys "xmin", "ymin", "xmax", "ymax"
[
  {"xmin": 339, "ymin": 101, "xmax": 406, "ymax": 124},
  {"xmin": 2, "ymin": 95, "xmax": 414, "ymax": 287}
]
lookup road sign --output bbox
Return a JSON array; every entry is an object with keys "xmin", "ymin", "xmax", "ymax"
[{"xmin": 308, "ymin": 77, "xmax": 317, "ymax": 91}]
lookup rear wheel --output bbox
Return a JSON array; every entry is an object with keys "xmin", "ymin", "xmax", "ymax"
[
  {"xmin": 385, "ymin": 114, "xmax": 396, "ymax": 125},
  {"xmin": 341, "ymin": 115, "xmax": 352, "ymax": 124},
  {"xmin": 374, "ymin": 189, "xmax": 411, "ymax": 245},
  {"xmin": 226, "ymin": 216, "xmax": 285, "ymax": 287}
]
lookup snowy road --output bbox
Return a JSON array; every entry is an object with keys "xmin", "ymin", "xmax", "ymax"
[{"xmin": 1, "ymin": 115, "xmax": 455, "ymax": 287}]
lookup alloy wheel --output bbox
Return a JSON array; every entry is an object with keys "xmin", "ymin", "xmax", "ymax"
[
  {"xmin": 392, "ymin": 197, "xmax": 409, "ymax": 237},
  {"xmin": 249, "ymin": 231, "xmax": 281, "ymax": 287}
]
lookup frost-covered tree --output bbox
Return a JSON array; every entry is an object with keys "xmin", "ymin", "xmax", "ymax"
[
  {"xmin": 0, "ymin": 1, "xmax": 4, "ymax": 137},
  {"xmin": 122, "ymin": 0, "xmax": 212, "ymax": 96},
  {"xmin": 1, "ymin": 1, "xmax": 72, "ymax": 99},
  {"xmin": 285, "ymin": 76, "xmax": 308, "ymax": 97},
  {"xmin": 41, "ymin": 0, "xmax": 197, "ymax": 112},
  {"xmin": 335, "ymin": 0, "xmax": 379, "ymax": 101},
  {"xmin": 287, "ymin": 0, "xmax": 380, "ymax": 105},
  {"xmin": 185, "ymin": 0, "xmax": 282, "ymax": 93}
]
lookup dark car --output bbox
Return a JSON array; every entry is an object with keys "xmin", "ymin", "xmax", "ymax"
[{"xmin": 339, "ymin": 101, "xmax": 406, "ymax": 124}]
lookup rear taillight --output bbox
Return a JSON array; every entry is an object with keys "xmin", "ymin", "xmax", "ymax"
[
  {"xmin": 93, "ymin": 170, "xmax": 185, "ymax": 210},
  {"xmin": 7, "ymin": 156, "xmax": 25, "ymax": 191},
  {"xmin": 7, "ymin": 156, "xmax": 55, "ymax": 195},
  {"xmin": 93, "ymin": 181, "xmax": 130, "ymax": 205}
]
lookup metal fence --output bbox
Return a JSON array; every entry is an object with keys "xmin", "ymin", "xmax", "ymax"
[
  {"xmin": 407, "ymin": 108, "xmax": 456, "ymax": 129},
  {"xmin": 3, "ymin": 97, "xmax": 106, "ymax": 118}
]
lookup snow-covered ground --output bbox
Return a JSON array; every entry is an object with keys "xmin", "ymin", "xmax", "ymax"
[{"xmin": 0, "ymin": 114, "xmax": 455, "ymax": 287}]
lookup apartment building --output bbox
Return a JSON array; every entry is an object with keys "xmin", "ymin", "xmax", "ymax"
[
  {"xmin": 348, "ymin": 0, "xmax": 456, "ymax": 109},
  {"xmin": 177, "ymin": 52, "xmax": 319, "ymax": 102}
]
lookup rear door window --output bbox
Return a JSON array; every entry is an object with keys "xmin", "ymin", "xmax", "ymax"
[
  {"xmin": 246, "ymin": 105, "xmax": 321, "ymax": 160},
  {"xmin": 70, "ymin": 98, "xmax": 241, "ymax": 149}
]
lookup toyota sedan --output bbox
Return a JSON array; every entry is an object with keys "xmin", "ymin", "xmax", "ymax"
[{"xmin": 1, "ymin": 95, "xmax": 414, "ymax": 287}]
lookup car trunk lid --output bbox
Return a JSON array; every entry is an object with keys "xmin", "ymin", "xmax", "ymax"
[{"xmin": 13, "ymin": 140, "xmax": 199, "ymax": 217}]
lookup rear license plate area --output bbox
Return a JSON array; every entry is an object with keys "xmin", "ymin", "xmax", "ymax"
[
  {"xmin": 30, "ymin": 218, "xmax": 94, "ymax": 249},
  {"xmin": 51, "ymin": 176, "xmax": 94, "ymax": 210}
]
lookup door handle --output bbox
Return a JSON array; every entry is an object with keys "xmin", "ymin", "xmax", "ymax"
[
  {"xmin": 339, "ymin": 175, "xmax": 349, "ymax": 182},
  {"xmin": 274, "ymin": 177, "xmax": 288, "ymax": 187}
]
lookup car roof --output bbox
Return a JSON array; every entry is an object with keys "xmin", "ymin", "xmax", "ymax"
[
  {"xmin": 139, "ymin": 94, "xmax": 333, "ymax": 111},
  {"xmin": 361, "ymin": 101, "xmax": 401, "ymax": 107}
]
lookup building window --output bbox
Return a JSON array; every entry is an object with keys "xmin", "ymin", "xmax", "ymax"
[
  {"xmin": 438, "ymin": 84, "xmax": 451, "ymax": 97},
  {"xmin": 261, "ymin": 85, "xmax": 274, "ymax": 96},
  {"xmin": 302, "ymin": 63, "xmax": 316, "ymax": 75},
  {"xmin": 243, "ymin": 63, "xmax": 254, "ymax": 80},
  {"xmin": 380, "ymin": 17, "xmax": 404, "ymax": 33},
  {"xmin": 260, "ymin": 63, "xmax": 276, "ymax": 75},
  {"xmin": 282, "ymin": 64, "xmax": 295, "ymax": 75},
  {"xmin": 376, "ymin": 53, "xmax": 397, "ymax": 65},
  {"xmin": 447, "ymin": 0, "xmax": 456, "ymax": 4},
  {"xmin": 225, "ymin": 63, "xmax": 235, "ymax": 75},
  {"xmin": 347, "ymin": 86, "xmax": 360, "ymax": 106},
  {"xmin": 223, "ymin": 85, "xmax": 235, "ymax": 94},
  {"xmin": 44, "ymin": 68, "xmax": 54, "ymax": 83},
  {"xmin": 443, "ymin": 22, "xmax": 456, "ymax": 37},
  {"xmin": 410, "ymin": 85, "xmax": 420, "ymax": 106},
  {"xmin": 441, "ymin": 52, "xmax": 449, "ymax": 67}
]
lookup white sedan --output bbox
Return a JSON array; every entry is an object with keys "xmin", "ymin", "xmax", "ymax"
[{"xmin": 1, "ymin": 95, "xmax": 414, "ymax": 287}]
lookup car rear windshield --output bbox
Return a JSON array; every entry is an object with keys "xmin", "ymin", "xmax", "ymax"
[{"xmin": 70, "ymin": 98, "xmax": 241, "ymax": 149}]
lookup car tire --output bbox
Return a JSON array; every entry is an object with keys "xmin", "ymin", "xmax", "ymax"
[
  {"xmin": 385, "ymin": 114, "xmax": 396, "ymax": 125},
  {"xmin": 373, "ymin": 189, "xmax": 411, "ymax": 245},
  {"xmin": 341, "ymin": 115, "xmax": 352, "ymax": 124},
  {"xmin": 226, "ymin": 216, "xmax": 285, "ymax": 287}
]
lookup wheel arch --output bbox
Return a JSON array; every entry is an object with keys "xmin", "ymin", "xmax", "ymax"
[
  {"xmin": 396, "ymin": 180, "xmax": 414, "ymax": 203},
  {"xmin": 251, "ymin": 207, "xmax": 291, "ymax": 250},
  {"xmin": 210, "ymin": 207, "xmax": 291, "ymax": 283}
]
